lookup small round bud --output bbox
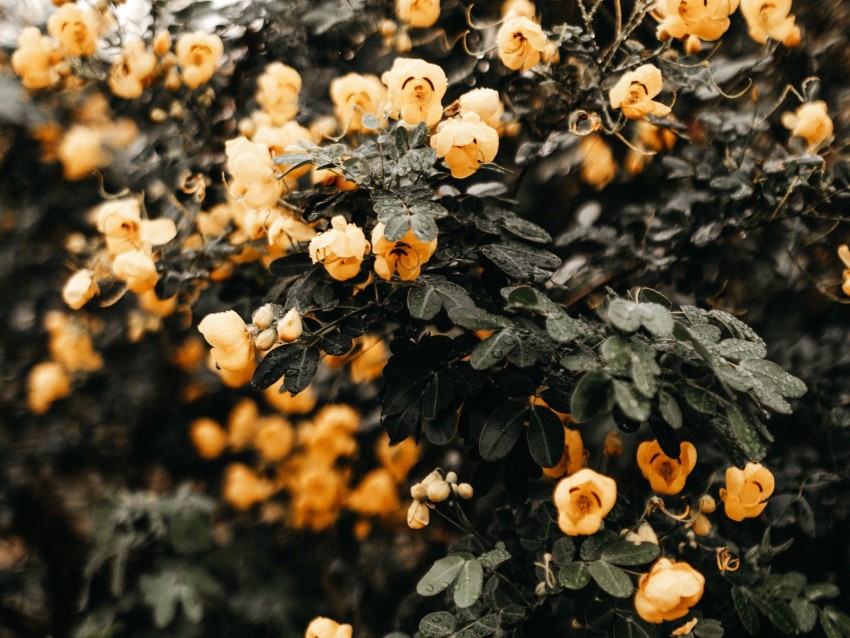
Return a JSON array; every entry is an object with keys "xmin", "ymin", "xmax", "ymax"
[
  {"xmin": 407, "ymin": 500, "xmax": 430, "ymax": 529},
  {"xmin": 254, "ymin": 327, "xmax": 278, "ymax": 351},
  {"xmin": 444, "ymin": 471, "xmax": 458, "ymax": 484},
  {"xmin": 699, "ymin": 495, "xmax": 716, "ymax": 514},
  {"xmin": 395, "ymin": 32, "xmax": 412, "ymax": 53},
  {"xmin": 427, "ymin": 480, "xmax": 452, "ymax": 503},
  {"xmin": 410, "ymin": 483, "xmax": 428, "ymax": 501},
  {"xmin": 165, "ymin": 68, "xmax": 181, "ymax": 91},
  {"xmin": 153, "ymin": 30, "xmax": 171, "ymax": 56},
  {"xmin": 252, "ymin": 303, "xmax": 275, "ymax": 330},
  {"xmin": 456, "ymin": 483, "xmax": 474, "ymax": 500},
  {"xmin": 169, "ymin": 100, "xmax": 185, "ymax": 121},
  {"xmin": 380, "ymin": 19, "xmax": 398, "ymax": 37},
  {"xmin": 277, "ymin": 308, "xmax": 303, "ymax": 342},
  {"xmin": 420, "ymin": 470, "xmax": 443, "ymax": 488},
  {"xmin": 150, "ymin": 108, "xmax": 168, "ymax": 123},
  {"xmin": 692, "ymin": 514, "xmax": 711, "ymax": 537},
  {"xmin": 684, "ymin": 34, "xmax": 702, "ymax": 55},
  {"xmin": 603, "ymin": 430, "xmax": 623, "ymax": 457}
]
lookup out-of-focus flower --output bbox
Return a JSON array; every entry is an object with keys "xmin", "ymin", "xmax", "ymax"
[
  {"xmin": 45, "ymin": 311, "xmax": 102, "ymax": 372},
  {"xmin": 625, "ymin": 521, "xmax": 659, "ymax": 545},
  {"xmin": 636, "ymin": 440, "xmax": 697, "ymax": 495},
  {"xmin": 381, "ymin": 58, "xmax": 448, "ymax": 127},
  {"xmin": 634, "ymin": 558, "xmax": 705, "ymax": 623},
  {"xmin": 458, "ymin": 88, "xmax": 504, "ymax": 130},
  {"xmin": 254, "ymin": 416, "xmax": 295, "ymax": 461},
  {"xmin": 396, "ymin": 0, "xmax": 440, "ymax": 28},
  {"xmin": 609, "ymin": 65, "xmax": 671, "ymax": 119},
  {"xmin": 579, "ymin": 134, "xmax": 617, "ymax": 190},
  {"xmin": 781, "ymin": 101, "xmax": 833, "ymax": 149},
  {"xmin": 58, "ymin": 125, "xmax": 105, "ymax": 181},
  {"xmin": 108, "ymin": 39, "xmax": 157, "ymax": 99},
  {"xmin": 112, "ymin": 249, "xmax": 159, "ymax": 294},
  {"xmin": 502, "ymin": 0, "xmax": 536, "ymax": 18},
  {"xmin": 223, "ymin": 463, "xmax": 273, "ymax": 510},
  {"xmin": 330, "ymin": 73, "xmax": 386, "ymax": 133},
  {"xmin": 691, "ymin": 513, "xmax": 712, "ymax": 536},
  {"xmin": 62, "ymin": 269, "xmax": 98, "ymax": 309},
  {"xmin": 153, "ymin": 30, "xmax": 171, "ymax": 55},
  {"xmin": 256, "ymin": 63, "xmax": 301, "ymax": 125},
  {"xmin": 347, "ymin": 468, "xmax": 400, "ymax": 516},
  {"xmin": 290, "ymin": 465, "xmax": 347, "ymax": 531},
  {"xmin": 305, "ymin": 617, "xmax": 353, "ymax": 638},
  {"xmin": 496, "ymin": 11, "xmax": 548, "ymax": 71},
  {"xmin": 349, "ymin": 335, "xmax": 389, "ymax": 383},
  {"xmin": 308, "ymin": 215, "xmax": 370, "ymax": 281},
  {"xmin": 376, "ymin": 435, "xmax": 420, "ymax": 481},
  {"xmin": 553, "ymin": 468, "xmax": 617, "ymax": 536},
  {"xmin": 94, "ymin": 198, "xmax": 177, "ymax": 255},
  {"xmin": 47, "ymin": 4, "xmax": 99, "ymax": 57},
  {"xmin": 542, "ymin": 428, "xmax": 585, "ymax": 478},
  {"xmin": 740, "ymin": 0, "xmax": 800, "ymax": 46},
  {"xmin": 253, "ymin": 120, "xmax": 312, "ymax": 179},
  {"xmin": 719, "ymin": 462, "xmax": 775, "ymax": 521},
  {"xmin": 264, "ymin": 380, "xmax": 317, "ymax": 414},
  {"xmin": 604, "ymin": 430, "xmax": 624, "ymax": 457},
  {"xmin": 225, "ymin": 137, "xmax": 284, "ymax": 210},
  {"xmin": 430, "ymin": 113, "xmax": 499, "ymax": 178},
  {"xmin": 371, "ymin": 223, "xmax": 437, "ymax": 281},
  {"xmin": 176, "ymin": 31, "xmax": 224, "ymax": 89},
  {"xmin": 12, "ymin": 27, "xmax": 63, "ymax": 90},
  {"xmin": 268, "ymin": 213, "xmax": 316, "ymax": 250},
  {"xmin": 198, "ymin": 310, "xmax": 255, "ymax": 372},
  {"xmin": 653, "ymin": 0, "xmax": 739, "ymax": 42},
  {"xmin": 27, "ymin": 361, "xmax": 71, "ymax": 414},
  {"xmin": 190, "ymin": 418, "xmax": 227, "ymax": 458}
]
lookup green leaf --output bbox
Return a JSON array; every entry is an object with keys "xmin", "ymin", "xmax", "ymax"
[
  {"xmin": 479, "ymin": 401, "xmax": 527, "ymax": 461},
  {"xmin": 421, "ymin": 276, "xmax": 476, "ymax": 313},
  {"xmin": 715, "ymin": 338, "xmax": 767, "ymax": 360},
  {"xmin": 601, "ymin": 336, "xmax": 631, "ymax": 370},
  {"xmin": 743, "ymin": 587, "xmax": 796, "ymax": 634},
  {"xmin": 140, "ymin": 572, "xmax": 179, "ymax": 629},
  {"xmin": 499, "ymin": 604, "xmax": 526, "ymax": 625},
  {"xmin": 805, "ymin": 583, "xmax": 841, "ymax": 601},
  {"xmin": 613, "ymin": 379, "xmax": 652, "ymax": 422},
  {"xmin": 448, "ymin": 307, "xmax": 512, "ymax": 330},
  {"xmin": 709, "ymin": 310, "xmax": 765, "ymax": 346},
  {"xmin": 630, "ymin": 352, "xmax": 658, "ymax": 399},
  {"xmin": 740, "ymin": 359, "xmax": 807, "ymax": 399},
  {"xmin": 180, "ymin": 588, "xmax": 204, "ymax": 624},
  {"xmin": 821, "ymin": 607, "xmax": 850, "ymax": 638},
  {"xmin": 601, "ymin": 541, "xmax": 660, "ymax": 566},
  {"xmin": 453, "ymin": 559, "xmax": 484, "ymax": 608},
  {"xmin": 558, "ymin": 562, "xmax": 591, "ymax": 590},
  {"xmin": 268, "ymin": 253, "xmax": 314, "ymax": 277},
  {"xmin": 478, "ymin": 544, "xmax": 511, "ymax": 570},
  {"xmin": 580, "ymin": 531, "xmax": 619, "ymax": 561},
  {"xmin": 419, "ymin": 612, "xmax": 457, "ymax": 638},
  {"xmin": 408, "ymin": 285, "xmax": 442, "ymax": 320},
  {"xmin": 821, "ymin": 613, "xmax": 844, "ymax": 638},
  {"xmin": 422, "ymin": 372, "xmax": 454, "ymax": 421},
  {"xmin": 588, "ymin": 561, "xmax": 634, "ymax": 598},
  {"xmin": 726, "ymin": 405, "xmax": 767, "ymax": 461},
  {"xmin": 250, "ymin": 344, "xmax": 319, "ymax": 394},
  {"xmin": 552, "ymin": 537, "xmax": 576, "ymax": 564},
  {"xmin": 608, "ymin": 299, "xmax": 642, "ymax": 332},
  {"xmin": 506, "ymin": 286, "xmax": 548, "ymax": 311},
  {"xmin": 470, "ymin": 329, "xmax": 519, "ymax": 370},
  {"xmin": 613, "ymin": 617, "xmax": 655, "ymax": 638},
  {"xmin": 659, "ymin": 391, "xmax": 683, "ymax": 429},
  {"xmin": 409, "ymin": 122, "xmax": 429, "ymax": 148},
  {"xmin": 546, "ymin": 310, "xmax": 587, "ymax": 343},
  {"xmin": 639, "ymin": 303, "xmax": 674, "ymax": 337},
  {"xmin": 790, "ymin": 599, "xmax": 818, "ymax": 634},
  {"xmin": 571, "ymin": 371, "xmax": 614, "ymax": 422},
  {"xmin": 693, "ymin": 619, "xmax": 724, "ymax": 638},
  {"xmin": 501, "ymin": 216, "xmax": 552, "ymax": 244},
  {"xmin": 684, "ymin": 387, "xmax": 721, "ymax": 415},
  {"xmin": 732, "ymin": 586, "xmax": 759, "ymax": 634},
  {"xmin": 451, "ymin": 613, "xmax": 500, "ymax": 638},
  {"xmin": 527, "ymin": 406, "xmax": 566, "ymax": 467},
  {"xmin": 417, "ymin": 555, "xmax": 466, "ymax": 597},
  {"xmin": 481, "ymin": 243, "xmax": 560, "ymax": 280}
]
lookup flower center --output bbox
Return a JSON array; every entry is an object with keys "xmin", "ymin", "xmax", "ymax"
[{"xmin": 402, "ymin": 76, "xmax": 435, "ymax": 107}]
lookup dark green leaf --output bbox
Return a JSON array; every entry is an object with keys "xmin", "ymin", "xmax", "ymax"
[
  {"xmin": 408, "ymin": 285, "xmax": 442, "ymax": 320},
  {"xmin": 732, "ymin": 586, "xmax": 759, "ymax": 635},
  {"xmin": 552, "ymin": 537, "xmax": 576, "ymax": 564},
  {"xmin": 470, "ymin": 330, "xmax": 519, "ymax": 370},
  {"xmin": 419, "ymin": 612, "xmax": 457, "ymax": 638},
  {"xmin": 499, "ymin": 604, "xmax": 526, "ymax": 625},
  {"xmin": 451, "ymin": 613, "xmax": 499, "ymax": 638},
  {"xmin": 454, "ymin": 559, "xmax": 484, "ymax": 608},
  {"xmin": 478, "ymin": 544, "xmax": 511, "ymax": 570},
  {"xmin": 805, "ymin": 583, "xmax": 840, "ymax": 601},
  {"xmin": 282, "ymin": 346, "xmax": 320, "ymax": 394},
  {"xmin": 417, "ymin": 555, "xmax": 466, "ymax": 597},
  {"xmin": 716, "ymin": 338, "xmax": 767, "ymax": 361},
  {"xmin": 501, "ymin": 216, "xmax": 552, "ymax": 244},
  {"xmin": 479, "ymin": 401, "xmax": 527, "ymax": 461},
  {"xmin": 613, "ymin": 617, "xmax": 655, "ymax": 638},
  {"xmin": 743, "ymin": 587, "xmax": 796, "ymax": 634},
  {"xmin": 601, "ymin": 541, "xmax": 660, "ymax": 566},
  {"xmin": 790, "ymin": 599, "xmax": 818, "ymax": 634},
  {"xmin": 588, "ymin": 561, "xmax": 634, "ymax": 598},
  {"xmin": 546, "ymin": 311, "xmax": 587, "ymax": 343},
  {"xmin": 424, "ymin": 409, "xmax": 458, "ymax": 445},
  {"xmin": 740, "ymin": 359, "xmax": 807, "ymax": 399},
  {"xmin": 527, "ymin": 406, "xmax": 565, "ymax": 467},
  {"xmin": 726, "ymin": 405, "xmax": 767, "ymax": 461},
  {"xmin": 571, "ymin": 371, "xmax": 614, "ymax": 422},
  {"xmin": 613, "ymin": 379, "xmax": 652, "ymax": 422},
  {"xmin": 601, "ymin": 336, "xmax": 631, "ymax": 370},
  {"xmin": 822, "ymin": 607, "xmax": 850, "ymax": 638},
  {"xmin": 659, "ymin": 391, "xmax": 683, "ymax": 429},
  {"xmin": 639, "ymin": 303, "xmax": 674, "ymax": 337},
  {"xmin": 693, "ymin": 619, "xmax": 724, "ymax": 638},
  {"xmin": 448, "ymin": 307, "xmax": 512, "ymax": 330},
  {"xmin": 609, "ymin": 299, "xmax": 642, "ymax": 332},
  {"xmin": 580, "ymin": 531, "xmax": 618, "ymax": 561},
  {"xmin": 384, "ymin": 403, "xmax": 420, "ymax": 442},
  {"xmin": 558, "ymin": 562, "xmax": 591, "ymax": 589},
  {"xmin": 422, "ymin": 372, "xmax": 453, "ymax": 420}
]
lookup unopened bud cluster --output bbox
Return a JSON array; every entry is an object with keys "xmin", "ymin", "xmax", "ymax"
[
  {"xmin": 250, "ymin": 304, "xmax": 303, "ymax": 351},
  {"xmin": 407, "ymin": 468, "xmax": 473, "ymax": 529}
]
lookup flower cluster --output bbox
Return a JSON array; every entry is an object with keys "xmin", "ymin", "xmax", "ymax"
[{"xmin": 407, "ymin": 469, "xmax": 474, "ymax": 530}]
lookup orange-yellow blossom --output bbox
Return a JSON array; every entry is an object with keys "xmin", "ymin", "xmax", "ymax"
[
  {"xmin": 636, "ymin": 440, "xmax": 697, "ymax": 495},
  {"xmin": 553, "ymin": 468, "xmax": 617, "ymax": 536},
  {"xmin": 609, "ymin": 65, "xmax": 671, "ymax": 120},
  {"xmin": 381, "ymin": 58, "xmax": 448, "ymax": 128},
  {"xmin": 740, "ymin": 0, "xmax": 801, "ymax": 46},
  {"xmin": 176, "ymin": 31, "xmax": 223, "ymax": 88},
  {"xmin": 308, "ymin": 215, "xmax": 370, "ymax": 281},
  {"xmin": 371, "ymin": 223, "xmax": 437, "ymax": 281},
  {"xmin": 719, "ymin": 462, "xmax": 775, "ymax": 521},
  {"xmin": 198, "ymin": 310, "xmax": 255, "ymax": 372},
  {"xmin": 634, "ymin": 558, "xmax": 705, "ymax": 623},
  {"xmin": 256, "ymin": 62, "xmax": 301, "ymax": 125},
  {"xmin": 430, "ymin": 113, "xmax": 499, "ymax": 179},
  {"xmin": 496, "ymin": 11, "xmax": 548, "ymax": 71}
]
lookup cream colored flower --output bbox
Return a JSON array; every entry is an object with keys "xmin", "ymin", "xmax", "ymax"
[
  {"xmin": 496, "ymin": 11, "xmax": 548, "ymax": 71},
  {"xmin": 268, "ymin": 213, "xmax": 317, "ymax": 249},
  {"xmin": 190, "ymin": 418, "xmax": 227, "ymax": 459},
  {"xmin": 11, "ymin": 27, "xmax": 62, "ymax": 90},
  {"xmin": 277, "ymin": 308, "xmax": 303, "ymax": 342},
  {"xmin": 740, "ymin": 0, "xmax": 800, "ymax": 46},
  {"xmin": 407, "ymin": 499, "xmax": 431, "ymax": 529},
  {"xmin": 781, "ymin": 101, "xmax": 833, "ymax": 149},
  {"xmin": 553, "ymin": 468, "xmax": 617, "ymax": 536},
  {"xmin": 542, "ymin": 428, "xmax": 584, "ymax": 478},
  {"xmin": 305, "ymin": 617, "xmax": 353, "ymax": 638},
  {"xmin": 253, "ymin": 120, "xmax": 312, "ymax": 178},
  {"xmin": 27, "ymin": 361, "xmax": 71, "ymax": 414},
  {"xmin": 176, "ymin": 31, "xmax": 224, "ymax": 89},
  {"xmin": 634, "ymin": 558, "xmax": 705, "ymax": 623},
  {"xmin": 430, "ymin": 113, "xmax": 499, "ymax": 178},
  {"xmin": 580, "ymin": 135, "xmax": 617, "ymax": 190},
  {"xmin": 223, "ymin": 463, "xmax": 273, "ymax": 510},
  {"xmin": 95, "ymin": 198, "xmax": 177, "ymax": 255},
  {"xmin": 636, "ymin": 440, "xmax": 698, "ymax": 495},
  {"xmin": 108, "ymin": 39, "xmax": 157, "ymax": 99},
  {"xmin": 308, "ymin": 215, "xmax": 370, "ymax": 281},
  {"xmin": 198, "ymin": 310, "xmax": 256, "ymax": 372},
  {"xmin": 58, "ymin": 125, "xmax": 105, "ymax": 181},
  {"xmin": 47, "ymin": 4, "xmax": 99, "ymax": 57},
  {"xmin": 719, "ymin": 462, "xmax": 775, "ymax": 521},
  {"xmin": 502, "ymin": 0, "xmax": 536, "ymax": 18},
  {"xmin": 347, "ymin": 468, "xmax": 400, "ymax": 516},
  {"xmin": 609, "ymin": 64, "xmax": 671, "ymax": 119},
  {"xmin": 256, "ymin": 63, "xmax": 302, "ymax": 125},
  {"xmin": 653, "ymin": 0, "xmax": 739, "ymax": 42},
  {"xmin": 254, "ymin": 416, "xmax": 295, "ymax": 461},
  {"xmin": 381, "ymin": 58, "xmax": 448, "ymax": 127},
  {"xmin": 458, "ymin": 88, "xmax": 504, "ymax": 129},
  {"xmin": 396, "ymin": 0, "xmax": 441, "ymax": 28},
  {"xmin": 112, "ymin": 250, "xmax": 159, "ymax": 294},
  {"xmin": 225, "ymin": 136, "xmax": 284, "ymax": 210},
  {"xmin": 330, "ymin": 73, "xmax": 387, "ymax": 133},
  {"xmin": 371, "ymin": 222, "xmax": 437, "ymax": 281},
  {"xmin": 62, "ymin": 269, "xmax": 98, "ymax": 310}
]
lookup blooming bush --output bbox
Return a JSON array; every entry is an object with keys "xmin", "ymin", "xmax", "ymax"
[{"xmin": 1, "ymin": 0, "xmax": 850, "ymax": 637}]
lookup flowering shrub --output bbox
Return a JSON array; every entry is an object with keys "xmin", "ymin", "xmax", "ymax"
[{"xmin": 1, "ymin": 0, "xmax": 850, "ymax": 637}]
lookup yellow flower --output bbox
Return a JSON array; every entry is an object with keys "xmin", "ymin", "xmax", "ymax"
[
  {"xmin": 653, "ymin": 0, "xmax": 739, "ymax": 42},
  {"xmin": 27, "ymin": 361, "xmax": 71, "ymax": 414},
  {"xmin": 396, "ymin": 0, "xmax": 441, "ymax": 28},
  {"xmin": 634, "ymin": 558, "xmax": 705, "ymax": 623},
  {"xmin": 349, "ymin": 335, "xmax": 390, "ymax": 383},
  {"xmin": 553, "ymin": 468, "xmax": 617, "ymax": 536},
  {"xmin": 609, "ymin": 64, "xmax": 672, "ymax": 120},
  {"xmin": 542, "ymin": 428, "xmax": 585, "ymax": 478},
  {"xmin": 376, "ymin": 435, "xmax": 420, "ymax": 482},
  {"xmin": 458, "ymin": 88, "xmax": 505, "ymax": 130},
  {"xmin": 305, "ymin": 617, "xmax": 353, "ymax": 638},
  {"xmin": 94, "ymin": 198, "xmax": 177, "ymax": 255},
  {"xmin": 781, "ymin": 101, "xmax": 833, "ymax": 150},
  {"xmin": 330, "ymin": 73, "xmax": 387, "ymax": 133},
  {"xmin": 254, "ymin": 415, "xmax": 295, "ymax": 462},
  {"xmin": 407, "ymin": 499, "xmax": 431, "ymax": 529},
  {"xmin": 112, "ymin": 250, "xmax": 159, "ymax": 294},
  {"xmin": 579, "ymin": 135, "xmax": 617, "ymax": 190},
  {"xmin": 58, "ymin": 125, "xmax": 106, "ymax": 181},
  {"xmin": 253, "ymin": 120, "xmax": 313, "ymax": 181},
  {"xmin": 371, "ymin": 223, "xmax": 437, "ymax": 281},
  {"xmin": 346, "ymin": 468, "xmax": 401, "ymax": 516},
  {"xmin": 223, "ymin": 463, "xmax": 273, "ymax": 510},
  {"xmin": 289, "ymin": 465, "xmax": 347, "ymax": 531},
  {"xmin": 175, "ymin": 31, "xmax": 224, "ymax": 89},
  {"xmin": 108, "ymin": 40, "xmax": 157, "ymax": 100},
  {"xmin": 190, "ymin": 418, "xmax": 228, "ymax": 459},
  {"xmin": 496, "ymin": 11, "xmax": 548, "ymax": 71},
  {"xmin": 225, "ymin": 136, "xmax": 284, "ymax": 210},
  {"xmin": 62, "ymin": 269, "xmax": 98, "ymax": 310},
  {"xmin": 45, "ymin": 311, "xmax": 102, "ymax": 372},
  {"xmin": 604, "ymin": 431, "xmax": 624, "ymax": 457},
  {"xmin": 672, "ymin": 618, "xmax": 699, "ymax": 636},
  {"xmin": 47, "ymin": 4, "xmax": 99, "ymax": 57},
  {"xmin": 256, "ymin": 62, "xmax": 301, "ymax": 125},
  {"xmin": 12, "ymin": 27, "xmax": 62, "ymax": 90},
  {"xmin": 636, "ymin": 440, "xmax": 698, "ymax": 495},
  {"xmin": 719, "ymin": 462, "xmax": 775, "ymax": 521},
  {"xmin": 198, "ymin": 310, "xmax": 256, "ymax": 372},
  {"xmin": 501, "ymin": 0, "xmax": 537, "ymax": 19},
  {"xmin": 264, "ymin": 379, "xmax": 317, "ymax": 414},
  {"xmin": 740, "ymin": 0, "xmax": 800, "ymax": 46},
  {"xmin": 381, "ymin": 58, "xmax": 448, "ymax": 128},
  {"xmin": 308, "ymin": 215, "xmax": 370, "ymax": 281},
  {"xmin": 430, "ymin": 113, "xmax": 500, "ymax": 178}
]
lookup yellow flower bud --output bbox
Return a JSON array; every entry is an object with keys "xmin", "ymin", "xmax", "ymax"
[
  {"xmin": 456, "ymin": 483, "xmax": 474, "ymax": 499},
  {"xmin": 254, "ymin": 327, "xmax": 278, "ymax": 351},
  {"xmin": 411, "ymin": 483, "xmax": 428, "ymax": 501},
  {"xmin": 427, "ymin": 480, "xmax": 452, "ymax": 502},
  {"xmin": 692, "ymin": 514, "xmax": 712, "ymax": 537},
  {"xmin": 277, "ymin": 308, "xmax": 303, "ymax": 342},
  {"xmin": 407, "ymin": 500, "xmax": 431, "ymax": 529},
  {"xmin": 190, "ymin": 417, "xmax": 227, "ymax": 459},
  {"xmin": 62, "ymin": 269, "xmax": 99, "ymax": 310},
  {"xmin": 252, "ymin": 304, "xmax": 275, "ymax": 330},
  {"xmin": 699, "ymin": 495, "xmax": 716, "ymax": 513}
]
